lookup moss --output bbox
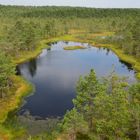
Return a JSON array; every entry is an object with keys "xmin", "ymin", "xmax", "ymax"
[
  {"xmin": 0, "ymin": 75, "xmax": 33, "ymax": 139},
  {"xmin": 64, "ymin": 46, "xmax": 86, "ymax": 50},
  {"xmin": 0, "ymin": 76, "xmax": 33, "ymax": 123},
  {"xmin": 0, "ymin": 124, "xmax": 25, "ymax": 140}
]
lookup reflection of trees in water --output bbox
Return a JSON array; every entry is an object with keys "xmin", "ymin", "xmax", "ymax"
[
  {"xmin": 47, "ymin": 42, "xmax": 55, "ymax": 46},
  {"xmin": 16, "ymin": 59, "xmax": 37, "ymax": 77},
  {"xmin": 49, "ymin": 41, "xmax": 57, "ymax": 45},
  {"xmin": 87, "ymin": 44, "xmax": 91, "ymax": 48},
  {"xmin": 47, "ymin": 47, "xmax": 51, "ymax": 51},
  {"xmin": 119, "ymin": 59, "xmax": 133, "ymax": 71},
  {"xmin": 97, "ymin": 47, "xmax": 101, "ymax": 53},
  {"xmin": 28, "ymin": 59, "xmax": 37, "ymax": 77},
  {"xmin": 101, "ymin": 48, "xmax": 110, "ymax": 56},
  {"xmin": 106, "ymin": 48, "xmax": 110, "ymax": 55},
  {"xmin": 64, "ymin": 41, "xmax": 69, "ymax": 44},
  {"xmin": 16, "ymin": 65, "xmax": 21, "ymax": 75}
]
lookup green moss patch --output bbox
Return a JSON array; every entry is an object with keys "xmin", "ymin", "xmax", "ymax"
[{"xmin": 63, "ymin": 46, "xmax": 86, "ymax": 50}]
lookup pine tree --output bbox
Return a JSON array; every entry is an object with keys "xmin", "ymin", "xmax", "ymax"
[
  {"xmin": 62, "ymin": 109, "xmax": 88, "ymax": 140},
  {"xmin": 73, "ymin": 69, "xmax": 106, "ymax": 131}
]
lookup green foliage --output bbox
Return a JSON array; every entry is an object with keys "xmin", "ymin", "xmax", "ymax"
[
  {"xmin": 93, "ymin": 76, "xmax": 130, "ymax": 139},
  {"xmin": 7, "ymin": 20, "xmax": 37, "ymax": 52},
  {"xmin": 129, "ymin": 83, "xmax": 140, "ymax": 140},
  {"xmin": 62, "ymin": 70, "xmax": 140, "ymax": 140},
  {"xmin": 0, "ymin": 5, "xmax": 140, "ymax": 139},
  {"xmin": 0, "ymin": 6, "xmax": 139, "ymax": 58},
  {"xmin": 62, "ymin": 109, "xmax": 88, "ymax": 138},
  {"xmin": 73, "ymin": 69, "xmax": 106, "ymax": 130},
  {"xmin": 0, "ymin": 52, "xmax": 15, "ymax": 97}
]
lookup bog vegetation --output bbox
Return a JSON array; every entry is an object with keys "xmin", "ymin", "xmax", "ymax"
[{"xmin": 0, "ymin": 5, "xmax": 139, "ymax": 140}]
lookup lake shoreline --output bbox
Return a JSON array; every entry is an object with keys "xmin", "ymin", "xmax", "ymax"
[
  {"xmin": 0, "ymin": 76, "xmax": 33, "ymax": 139},
  {"xmin": 0, "ymin": 32, "xmax": 140, "ymax": 139}
]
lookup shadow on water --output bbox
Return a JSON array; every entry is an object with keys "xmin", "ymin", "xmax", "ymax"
[
  {"xmin": 119, "ymin": 59, "xmax": 134, "ymax": 71},
  {"xmin": 16, "ymin": 58, "xmax": 37, "ymax": 78},
  {"xmin": 28, "ymin": 59, "xmax": 37, "ymax": 77},
  {"xmin": 16, "ymin": 65, "xmax": 21, "ymax": 75}
]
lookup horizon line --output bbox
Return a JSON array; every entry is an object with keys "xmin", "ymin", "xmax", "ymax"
[{"xmin": 0, "ymin": 4, "xmax": 140, "ymax": 9}]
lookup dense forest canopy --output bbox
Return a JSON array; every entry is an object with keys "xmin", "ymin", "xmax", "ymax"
[
  {"xmin": 0, "ymin": 5, "xmax": 139, "ymax": 18},
  {"xmin": 0, "ymin": 6, "xmax": 139, "ymax": 56}
]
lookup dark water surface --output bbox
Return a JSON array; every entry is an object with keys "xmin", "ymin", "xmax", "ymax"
[{"xmin": 17, "ymin": 41, "xmax": 136, "ymax": 118}]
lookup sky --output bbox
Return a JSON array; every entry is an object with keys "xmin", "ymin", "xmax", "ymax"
[{"xmin": 0, "ymin": 0, "xmax": 140, "ymax": 8}]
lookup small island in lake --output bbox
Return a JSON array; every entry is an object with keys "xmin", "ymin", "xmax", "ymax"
[{"xmin": 63, "ymin": 46, "xmax": 86, "ymax": 50}]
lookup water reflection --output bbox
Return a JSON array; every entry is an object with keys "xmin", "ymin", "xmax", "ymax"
[
  {"xmin": 28, "ymin": 59, "xmax": 37, "ymax": 77},
  {"xmin": 17, "ymin": 59, "xmax": 37, "ymax": 78},
  {"xmin": 119, "ymin": 59, "xmax": 133, "ymax": 71},
  {"xmin": 105, "ymin": 48, "xmax": 110, "ymax": 55},
  {"xmin": 18, "ymin": 41, "xmax": 136, "ymax": 118},
  {"xmin": 16, "ymin": 65, "xmax": 21, "ymax": 75}
]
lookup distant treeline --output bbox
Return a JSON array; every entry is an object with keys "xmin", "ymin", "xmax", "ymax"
[{"xmin": 0, "ymin": 5, "xmax": 140, "ymax": 18}]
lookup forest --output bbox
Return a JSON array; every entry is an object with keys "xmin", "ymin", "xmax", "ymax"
[{"xmin": 0, "ymin": 5, "xmax": 140, "ymax": 140}]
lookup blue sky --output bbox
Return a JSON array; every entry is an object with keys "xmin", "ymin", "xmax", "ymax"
[{"xmin": 0, "ymin": 0, "xmax": 140, "ymax": 8}]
